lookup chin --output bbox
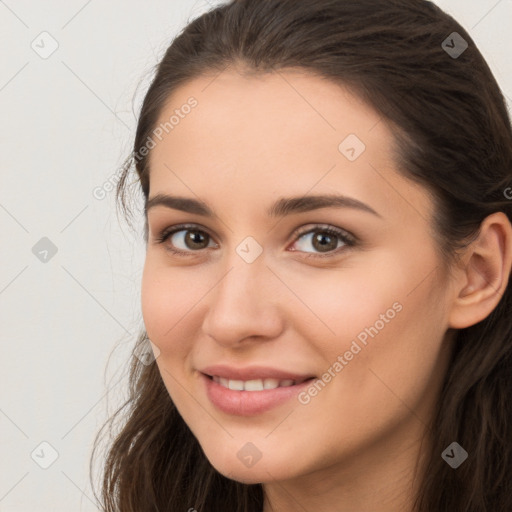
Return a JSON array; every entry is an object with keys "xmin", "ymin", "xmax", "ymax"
[
  {"xmin": 223, "ymin": 469, "xmax": 267, "ymax": 485},
  {"xmin": 202, "ymin": 444, "xmax": 299, "ymax": 485}
]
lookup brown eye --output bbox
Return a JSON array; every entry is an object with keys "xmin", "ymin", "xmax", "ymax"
[
  {"xmin": 155, "ymin": 225, "xmax": 217, "ymax": 255},
  {"xmin": 290, "ymin": 225, "xmax": 356, "ymax": 257},
  {"xmin": 311, "ymin": 231, "xmax": 339, "ymax": 252},
  {"xmin": 181, "ymin": 230, "xmax": 210, "ymax": 250}
]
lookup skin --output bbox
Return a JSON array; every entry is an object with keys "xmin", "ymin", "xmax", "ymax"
[{"xmin": 140, "ymin": 66, "xmax": 512, "ymax": 512}]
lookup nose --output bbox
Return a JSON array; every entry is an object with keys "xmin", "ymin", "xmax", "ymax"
[{"xmin": 201, "ymin": 258, "xmax": 285, "ymax": 347}]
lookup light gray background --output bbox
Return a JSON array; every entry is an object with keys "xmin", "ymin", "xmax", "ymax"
[{"xmin": 1, "ymin": 1, "xmax": 511, "ymax": 510}]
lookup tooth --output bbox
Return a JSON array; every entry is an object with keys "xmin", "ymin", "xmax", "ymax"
[
  {"xmin": 263, "ymin": 378, "xmax": 280, "ymax": 390},
  {"xmin": 216, "ymin": 377, "xmax": 299, "ymax": 391},
  {"xmin": 244, "ymin": 379, "xmax": 264, "ymax": 391},
  {"xmin": 228, "ymin": 379, "xmax": 244, "ymax": 390}
]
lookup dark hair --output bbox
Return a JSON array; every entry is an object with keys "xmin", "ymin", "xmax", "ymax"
[{"xmin": 91, "ymin": 0, "xmax": 512, "ymax": 510}]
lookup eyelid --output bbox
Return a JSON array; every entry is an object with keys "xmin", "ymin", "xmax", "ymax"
[
  {"xmin": 288, "ymin": 223, "xmax": 356, "ymax": 258},
  {"xmin": 153, "ymin": 223, "xmax": 218, "ymax": 256},
  {"xmin": 153, "ymin": 222, "xmax": 357, "ymax": 258}
]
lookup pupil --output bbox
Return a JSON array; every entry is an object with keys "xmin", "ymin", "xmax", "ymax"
[
  {"xmin": 314, "ymin": 232, "xmax": 337, "ymax": 252},
  {"xmin": 187, "ymin": 231, "xmax": 207, "ymax": 249}
]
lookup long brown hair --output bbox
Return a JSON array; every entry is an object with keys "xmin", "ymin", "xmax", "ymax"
[{"xmin": 91, "ymin": 0, "xmax": 512, "ymax": 510}]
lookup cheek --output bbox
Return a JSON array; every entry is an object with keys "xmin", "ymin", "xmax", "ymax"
[
  {"xmin": 301, "ymin": 262, "xmax": 448, "ymax": 429},
  {"xmin": 286, "ymin": 252, "xmax": 448, "ymax": 388},
  {"xmin": 140, "ymin": 257, "xmax": 198, "ymax": 348},
  {"xmin": 280, "ymin": 262, "xmax": 406, "ymax": 349},
  {"xmin": 140, "ymin": 259, "xmax": 202, "ymax": 405}
]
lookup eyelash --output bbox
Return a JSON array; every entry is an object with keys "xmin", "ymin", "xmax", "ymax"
[{"xmin": 154, "ymin": 223, "xmax": 357, "ymax": 259}]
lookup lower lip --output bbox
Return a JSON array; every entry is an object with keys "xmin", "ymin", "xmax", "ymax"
[{"xmin": 202, "ymin": 373, "xmax": 314, "ymax": 416}]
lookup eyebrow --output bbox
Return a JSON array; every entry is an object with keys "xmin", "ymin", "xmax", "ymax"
[{"xmin": 145, "ymin": 193, "xmax": 381, "ymax": 218}]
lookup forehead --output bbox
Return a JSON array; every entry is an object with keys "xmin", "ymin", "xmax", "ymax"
[
  {"xmin": 147, "ymin": 68, "xmax": 429, "ymax": 221},
  {"xmin": 151, "ymin": 67, "xmax": 388, "ymax": 166}
]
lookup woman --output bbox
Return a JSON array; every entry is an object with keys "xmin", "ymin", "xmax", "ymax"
[{"xmin": 92, "ymin": 0, "xmax": 512, "ymax": 510}]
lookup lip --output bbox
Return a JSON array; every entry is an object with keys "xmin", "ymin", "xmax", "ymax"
[
  {"xmin": 199, "ymin": 365, "xmax": 316, "ymax": 416},
  {"xmin": 200, "ymin": 364, "xmax": 314, "ymax": 383}
]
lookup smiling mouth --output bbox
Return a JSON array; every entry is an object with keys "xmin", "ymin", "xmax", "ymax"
[
  {"xmin": 205, "ymin": 374, "xmax": 315, "ymax": 391},
  {"xmin": 202, "ymin": 372, "xmax": 317, "ymax": 415}
]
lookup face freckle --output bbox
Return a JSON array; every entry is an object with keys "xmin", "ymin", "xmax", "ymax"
[{"xmin": 140, "ymin": 67, "xmax": 455, "ymax": 493}]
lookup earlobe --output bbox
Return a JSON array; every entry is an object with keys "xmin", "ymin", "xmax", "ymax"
[{"xmin": 448, "ymin": 212, "xmax": 512, "ymax": 329}]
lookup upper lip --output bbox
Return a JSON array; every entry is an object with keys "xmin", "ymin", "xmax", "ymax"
[{"xmin": 200, "ymin": 364, "xmax": 315, "ymax": 383}]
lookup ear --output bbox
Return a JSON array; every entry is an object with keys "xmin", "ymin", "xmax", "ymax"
[{"xmin": 448, "ymin": 212, "xmax": 512, "ymax": 329}]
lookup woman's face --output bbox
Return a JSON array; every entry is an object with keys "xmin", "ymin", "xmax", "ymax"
[{"xmin": 141, "ymin": 67, "xmax": 456, "ymax": 487}]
